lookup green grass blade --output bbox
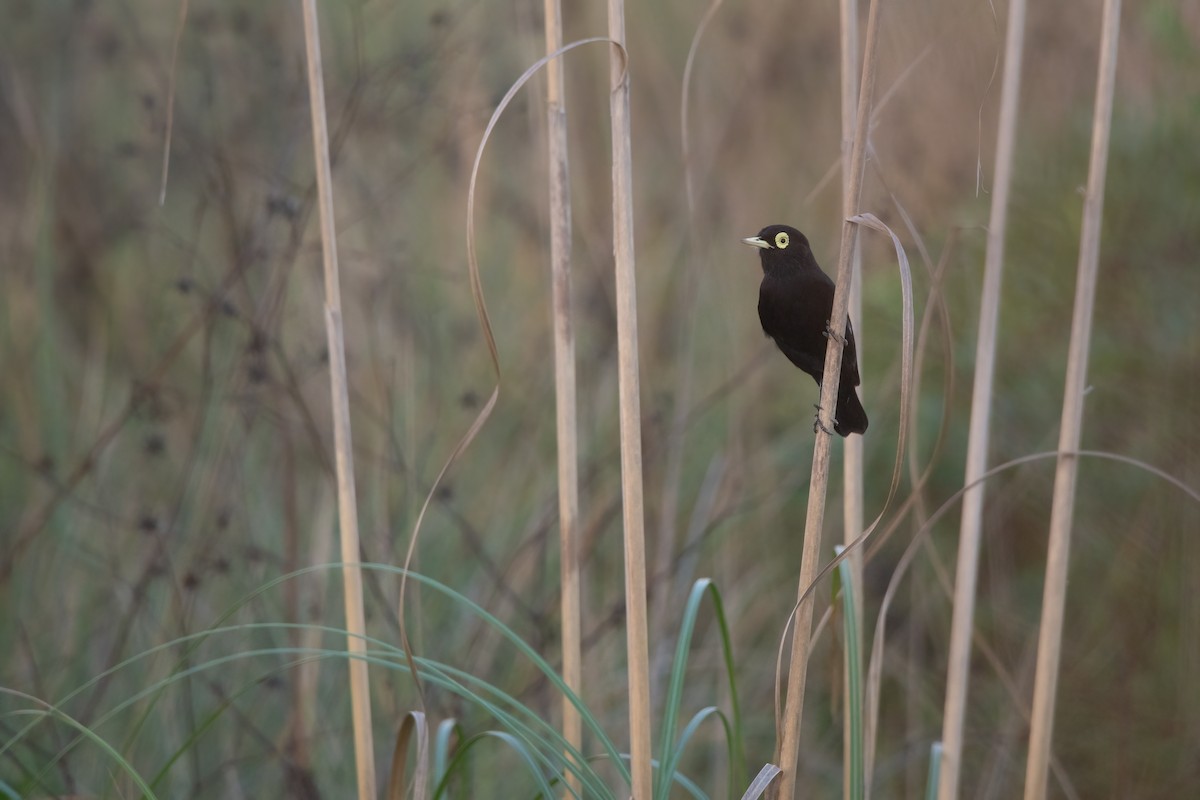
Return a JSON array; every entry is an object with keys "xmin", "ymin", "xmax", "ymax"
[
  {"xmin": 433, "ymin": 718, "xmax": 463, "ymax": 789},
  {"xmin": 434, "ymin": 731, "xmax": 556, "ymax": 799},
  {"xmin": 654, "ymin": 578, "xmax": 745, "ymax": 798},
  {"xmin": 925, "ymin": 741, "xmax": 943, "ymax": 800},
  {"xmin": 834, "ymin": 545, "xmax": 864, "ymax": 800}
]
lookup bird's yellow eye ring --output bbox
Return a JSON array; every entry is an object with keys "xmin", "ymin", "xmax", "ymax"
[{"xmin": 774, "ymin": 231, "xmax": 790, "ymax": 249}]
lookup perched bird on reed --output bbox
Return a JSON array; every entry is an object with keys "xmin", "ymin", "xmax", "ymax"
[{"xmin": 742, "ymin": 224, "xmax": 868, "ymax": 436}]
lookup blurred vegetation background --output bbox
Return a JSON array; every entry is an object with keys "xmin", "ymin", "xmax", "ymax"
[{"xmin": 1, "ymin": 0, "xmax": 1198, "ymax": 797}]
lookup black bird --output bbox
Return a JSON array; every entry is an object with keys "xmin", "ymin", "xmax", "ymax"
[{"xmin": 743, "ymin": 224, "xmax": 868, "ymax": 436}]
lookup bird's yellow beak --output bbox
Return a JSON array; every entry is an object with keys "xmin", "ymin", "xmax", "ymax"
[{"xmin": 741, "ymin": 236, "xmax": 770, "ymax": 250}]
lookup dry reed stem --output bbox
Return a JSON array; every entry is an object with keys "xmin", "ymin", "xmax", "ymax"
[
  {"xmin": 1023, "ymin": 0, "xmax": 1122, "ymax": 796},
  {"xmin": 607, "ymin": 1, "xmax": 653, "ymax": 796},
  {"xmin": 299, "ymin": 1, "xmax": 376, "ymax": 797},
  {"xmin": 769, "ymin": 212, "xmax": 914, "ymax": 797},
  {"xmin": 775, "ymin": 2, "xmax": 882, "ymax": 793},
  {"xmin": 938, "ymin": 1, "xmax": 1027, "ymax": 797},
  {"xmin": 541, "ymin": 0, "xmax": 583, "ymax": 794},
  {"xmin": 838, "ymin": 1, "xmax": 864, "ymax": 795}
]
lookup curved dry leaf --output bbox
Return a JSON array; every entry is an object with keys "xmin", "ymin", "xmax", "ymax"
[
  {"xmin": 864, "ymin": 448, "xmax": 1199, "ymax": 800},
  {"xmin": 397, "ymin": 35, "xmax": 624, "ymax": 711},
  {"xmin": 386, "ymin": 710, "xmax": 430, "ymax": 800},
  {"xmin": 739, "ymin": 763, "xmax": 783, "ymax": 800}
]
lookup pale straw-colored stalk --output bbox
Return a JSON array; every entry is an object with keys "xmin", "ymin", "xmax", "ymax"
[
  {"xmin": 1023, "ymin": 0, "xmax": 1121, "ymax": 796},
  {"xmin": 774, "ymin": 0, "xmax": 882, "ymax": 796},
  {"xmin": 606, "ymin": 2, "xmax": 652, "ymax": 797},
  {"xmin": 838, "ymin": 0, "xmax": 865, "ymax": 795},
  {"xmin": 937, "ymin": 1, "xmax": 1027, "ymax": 797},
  {"xmin": 542, "ymin": 0, "xmax": 583, "ymax": 794},
  {"xmin": 299, "ymin": 1, "xmax": 376, "ymax": 797}
]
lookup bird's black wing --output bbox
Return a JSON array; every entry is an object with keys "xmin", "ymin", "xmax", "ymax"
[
  {"xmin": 843, "ymin": 318, "xmax": 861, "ymax": 387},
  {"xmin": 775, "ymin": 323, "xmax": 861, "ymax": 388},
  {"xmin": 774, "ymin": 340, "xmax": 824, "ymax": 384},
  {"xmin": 758, "ymin": 271, "xmax": 837, "ymax": 385}
]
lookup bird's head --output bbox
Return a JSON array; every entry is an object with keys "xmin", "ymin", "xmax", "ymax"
[{"xmin": 741, "ymin": 224, "xmax": 813, "ymax": 274}]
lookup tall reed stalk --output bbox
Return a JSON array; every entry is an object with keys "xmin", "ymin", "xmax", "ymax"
[
  {"xmin": 300, "ymin": 2, "xmax": 376, "ymax": 798},
  {"xmin": 606, "ymin": 1, "xmax": 653, "ymax": 797},
  {"xmin": 937, "ymin": 1, "xmax": 1027, "ymax": 796},
  {"xmin": 775, "ymin": 1, "xmax": 882, "ymax": 796},
  {"xmin": 1023, "ymin": 0, "xmax": 1121, "ymax": 796},
  {"xmin": 838, "ymin": 0, "xmax": 865, "ymax": 795},
  {"xmin": 542, "ymin": 0, "xmax": 583, "ymax": 795}
]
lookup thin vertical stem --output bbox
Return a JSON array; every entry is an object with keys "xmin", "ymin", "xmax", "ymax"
[
  {"xmin": 938, "ymin": 1, "xmax": 1027, "ymax": 797},
  {"xmin": 606, "ymin": 2, "xmax": 652, "ymax": 797},
  {"xmin": 1023, "ymin": 1, "xmax": 1121, "ymax": 797},
  {"xmin": 542, "ymin": 0, "xmax": 582, "ymax": 795},
  {"xmin": 299, "ymin": 3, "xmax": 376, "ymax": 799},
  {"xmin": 775, "ymin": 1, "xmax": 882, "ymax": 797},
  {"xmin": 838, "ymin": 0, "xmax": 864, "ymax": 796}
]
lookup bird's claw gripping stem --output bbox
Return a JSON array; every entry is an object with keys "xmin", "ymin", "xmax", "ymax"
[
  {"xmin": 823, "ymin": 321, "xmax": 847, "ymax": 347},
  {"xmin": 812, "ymin": 409, "xmax": 835, "ymax": 436}
]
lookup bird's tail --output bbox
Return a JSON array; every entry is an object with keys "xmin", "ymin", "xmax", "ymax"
[{"xmin": 834, "ymin": 386, "xmax": 869, "ymax": 437}]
